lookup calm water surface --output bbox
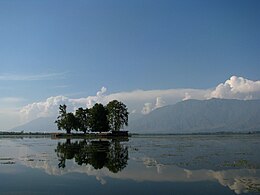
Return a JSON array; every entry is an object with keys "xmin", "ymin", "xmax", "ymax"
[{"xmin": 0, "ymin": 134, "xmax": 260, "ymax": 195}]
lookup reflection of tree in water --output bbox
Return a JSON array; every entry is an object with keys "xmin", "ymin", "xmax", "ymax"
[
  {"xmin": 56, "ymin": 139, "xmax": 80, "ymax": 168},
  {"xmin": 55, "ymin": 139, "xmax": 128, "ymax": 173},
  {"xmin": 106, "ymin": 141, "xmax": 128, "ymax": 173}
]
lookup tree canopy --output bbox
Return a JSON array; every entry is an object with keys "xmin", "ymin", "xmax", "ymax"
[
  {"xmin": 55, "ymin": 100, "xmax": 129, "ymax": 134},
  {"xmin": 88, "ymin": 103, "xmax": 109, "ymax": 132},
  {"xmin": 107, "ymin": 100, "xmax": 129, "ymax": 131},
  {"xmin": 75, "ymin": 107, "xmax": 89, "ymax": 133},
  {"xmin": 55, "ymin": 105, "xmax": 77, "ymax": 134}
]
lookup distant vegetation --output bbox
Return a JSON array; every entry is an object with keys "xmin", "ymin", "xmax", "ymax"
[{"xmin": 55, "ymin": 100, "xmax": 129, "ymax": 134}]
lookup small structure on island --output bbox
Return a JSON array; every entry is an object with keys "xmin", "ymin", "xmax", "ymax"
[{"xmin": 111, "ymin": 131, "xmax": 128, "ymax": 137}]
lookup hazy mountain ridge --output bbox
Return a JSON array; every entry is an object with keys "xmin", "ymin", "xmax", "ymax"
[
  {"xmin": 128, "ymin": 98, "xmax": 260, "ymax": 133},
  {"xmin": 10, "ymin": 117, "xmax": 58, "ymax": 132},
  {"xmin": 9, "ymin": 98, "xmax": 260, "ymax": 133}
]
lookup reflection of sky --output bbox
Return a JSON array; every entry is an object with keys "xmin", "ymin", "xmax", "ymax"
[{"xmin": 0, "ymin": 136, "xmax": 260, "ymax": 194}]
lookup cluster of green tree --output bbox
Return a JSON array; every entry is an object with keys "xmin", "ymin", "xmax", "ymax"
[
  {"xmin": 55, "ymin": 100, "xmax": 129, "ymax": 134},
  {"xmin": 55, "ymin": 139, "xmax": 128, "ymax": 173}
]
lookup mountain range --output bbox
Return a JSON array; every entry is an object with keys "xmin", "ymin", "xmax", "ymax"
[
  {"xmin": 128, "ymin": 98, "xmax": 260, "ymax": 133},
  {"xmin": 10, "ymin": 116, "xmax": 58, "ymax": 133},
  {"xmin": 9, "ymin": 98, "xmax": 260, "ymax": 134}
]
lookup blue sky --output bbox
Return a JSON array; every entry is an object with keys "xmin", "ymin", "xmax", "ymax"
[{"xmin": 0, "ymin": 0, "xmax": 260, "ymax": 129}]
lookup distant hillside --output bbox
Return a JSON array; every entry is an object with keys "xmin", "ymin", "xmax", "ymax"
[
  {"xmin": 128, "ymin": 99, "xmax": 260, "ymax": 133},
  {"xmin": 10, "ymin": 98, "xmax": 260, "ymax": 134},
  {"xmin": 10, "ymin": 117, "xmax": 58, "ymax": 133}
]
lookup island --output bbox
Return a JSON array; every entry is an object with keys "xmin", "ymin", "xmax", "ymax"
[{"xmin": 54, "ymin": 100, "xmax": 129, "ymax": 138}]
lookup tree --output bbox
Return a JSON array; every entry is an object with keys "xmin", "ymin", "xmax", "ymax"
[
  {"xmin": 106, "ymin": 100, "xmax": 129, "ymax": 131},
  {"xmin": 75, "ymin": 107, "xmax": 89, "ymax": 134},
  {"xmin": 55, "ymin": 104, "xmax": 77, "ymax": 134},
  {"xmin": 88, "ymin": 103, "xmax": 109, "ymax": 132},
  {"xmin": 55, "ymin": 104, "xmax": 67, "ymax": 132}
]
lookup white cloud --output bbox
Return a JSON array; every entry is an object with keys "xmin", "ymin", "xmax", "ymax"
[
  {"xmin": 18, "ymin": 86, "xmax": 210, "ymax": 122},
  {"xmin": 0, "ymin": 72, "xmax": 66, "ymax": 81},
  {"xmin": 183, "ymin": 92, "xmax": 192, "ymax": 101},
  {"xmin": 155, "ymin": 97, "xmax": 165, "ymax": 109},
  {"xmin": 97, "ymin": 86, "xmax": 107, "ymax": 97},
  {"xmin": 1, "ymin": 75, "xmax": 260, "ymax": 130},
  {"xmin": 20, "ymin": 96, "xmax": 70, "ymax": 122},
  {"xmin": 209, "ymin": 76, "xmax": 260, "ymax": 100},
  {"xmin": 141, "ymin": 103, "xmax": 153, "ymax": 114},
  {"xmin": 141, "ymin": 97, "xmax": 165, "ymax": 114},
  {"xmin": 19, "ymin": 76, "xmax": 260, "ymax": 123}
]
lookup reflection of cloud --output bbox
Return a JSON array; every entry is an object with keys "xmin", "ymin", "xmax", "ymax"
[
  {"xmin": 212, "ymin": 170, "xmax": 260, "ymax": 194},
  {"xmin": 2, "ymin": 139, "xmax": 260, "ymax": 194},
  {"xmin": 138, "ymin": 157, "xmax": 260, "ymax": 194},
  {"xmin": 142, "ymin": 157, "xmax": 158, "ymax": 168},
  {"xmin": 22, "ymin": 153, "xmax": 260, "ymax": 194},
  {"xmin": 96, "ymin": 176, "xmax": 107, "ymax": 185},
  {"xmin": 184, "ymin": 169, "xmax": 193, "ymax": 178}
]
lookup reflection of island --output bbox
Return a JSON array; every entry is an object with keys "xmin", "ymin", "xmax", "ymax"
[{"xmin": 55, "ymin": 139, "xmax": 128, "ymax": 173}]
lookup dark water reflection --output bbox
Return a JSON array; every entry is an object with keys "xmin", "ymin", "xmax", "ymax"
[
  {"xmin": 0, "ymin": 135, "xmax": 260, "ymax": 194},
  {"xmin": 55, "ymin": 139, "xmax": 128, "ymax": 172}
]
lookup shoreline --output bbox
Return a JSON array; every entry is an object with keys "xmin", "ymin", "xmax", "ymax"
[{"xmin": 0, "ymin": 131, "xmax": 259, "ymax": 139}]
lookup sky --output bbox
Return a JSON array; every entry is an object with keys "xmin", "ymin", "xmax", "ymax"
[{"xmin": 0, "ymin": 0, "xmax": 260, "ymax": 130}]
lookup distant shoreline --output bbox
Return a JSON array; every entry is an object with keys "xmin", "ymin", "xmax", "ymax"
[
  {"xmin": 131, "ymin": 131, "xmax": 260, "ymax": 136},
  {"xmin": 0, "ymin": 131, "xmax": 259, "ymax": 138}
]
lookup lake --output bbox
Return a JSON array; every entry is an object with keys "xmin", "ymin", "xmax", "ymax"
[{"xmin": 0, "ymin": 134, "xmax": 260, "ymax": 194}]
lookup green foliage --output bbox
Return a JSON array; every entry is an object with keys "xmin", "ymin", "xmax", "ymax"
[
  {"xmin": 55, "ymin": 104, "xmax": 67, "ymax": 132},
  {"xmin": 55, "ymin": 100, "xmax": 129, "ymax": 134},
  {"xmin": 106, "ymin": 100, "xmax": 129, "ymax": 131},
  {"xmin": 75, "ymin": 107, "xmax": 89, "ymax": 133},
  {"xmin": 55, "ymin": 104, "xmax": 77, "ymax": 134},
  {"xmin": 88, "ymin": 103, "xmax": 109, "ymax": 132}
]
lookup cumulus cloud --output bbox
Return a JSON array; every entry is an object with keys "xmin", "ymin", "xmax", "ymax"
[
  {"xmin": 141, "ymin": 103, "xmax": 153, "ymax": 114},
  {"xmin": 183, "ymin": 92, "xmax": 192, "ymax": 101},
  {"xmin": 210, "ymin": 76, "xmax": 260, "ymax": 100},
  {"xmin": 141, "ymin": 97, "xmax": 166, "ymax": 114},
  {"xmin": 20, "ymin": 86, "xmax": 208, "ymax": 123},
  {"xmin": 155, "ymin": 97, "xmax": 165, "ymax": 109},
  {"xmin": 97, "ymin": 86, "xmax": 107, "ymax": 97},
  {"xmin": 19, "ymin": 87, "xmax": 110, "ymax": 123},
  {"xmin": 20, "ymin": 96, "xmax": 70, "ymax": 122},
  {"xmin": 5, "ymin": 75, "xmax": 260, "ymax": 128}
]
